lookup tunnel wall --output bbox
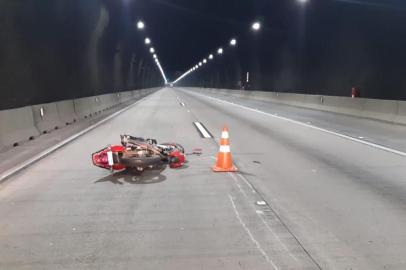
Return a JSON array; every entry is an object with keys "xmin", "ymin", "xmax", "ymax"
[
  {"xmin": 176, "ymin": 2, "xmax": 406, "ymax": 101},
  {"xmin": 0, "ymin": 1, "xmax": 163, "ymax": 110},
  {"xmin": 0, "ymin": 87, "xmax": 159, "ymax": 150},
  {"xmin": 185, "ymin": 87, "xmax": 406, "ymax": 126}
]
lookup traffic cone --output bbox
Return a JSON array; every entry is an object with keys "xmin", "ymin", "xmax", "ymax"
[{"xmin": 213, "ymin": 126, "xmax": 238, "ymax": 172}]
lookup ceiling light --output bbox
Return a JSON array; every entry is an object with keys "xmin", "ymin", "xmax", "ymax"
[
  {"xmin": 252, "ymin": 21, "xmax": 261, "ymax": 31},
  {"xmin": 137, "ymin": 21, "xmax": 145, "ymax": 30}
]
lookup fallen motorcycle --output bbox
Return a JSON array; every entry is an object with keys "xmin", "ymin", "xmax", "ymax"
[{"xmin": 92, "ymin": 135, "xmax": 186, "ymax": 173}]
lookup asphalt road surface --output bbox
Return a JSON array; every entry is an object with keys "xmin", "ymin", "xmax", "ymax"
[{"xmin": 1, "ymin": 87, "xmax": 406, "ymax": 270}]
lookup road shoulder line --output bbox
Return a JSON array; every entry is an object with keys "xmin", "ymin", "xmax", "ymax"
[{"xmin": 189, "ymin": 91, "xmax": 406, "ymax": 158}]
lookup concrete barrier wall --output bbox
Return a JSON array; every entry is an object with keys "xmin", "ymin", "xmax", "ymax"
[
  {"xmin": 56, "ymin": 100, "xmax": 77, "ymax": 126},
  {"xmin": 73, "ymin": 96, "xmax": 95, "ymax": 119},
  {"xmin": 0, "ymin": 87, "xmax": 159, "ymax": 150},
  {"xmin": 32, "ymin": 103, "xmax": 61, "ymax": 133},
  {"xmin": 0, "ymin": 107, "xmax": 40, "ymax": 148},
  {"xmin": 395, "ymin": 102, "xmax": 406, "ymax": 125},
  {"xmin": 188, "ymin": 87, "xmax": 406, "ymax": 126}
]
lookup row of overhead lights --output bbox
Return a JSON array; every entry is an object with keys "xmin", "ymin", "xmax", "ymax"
[
  {"xmin": 137, "ymin": 20, "xmax": 168, "ymax": 84},
  {"xmin": 172, "ymin": 0, "xmax": 310, "ymax": 85},
  {"xmin": 172, "ymin": 21, "xmax": 262, "ymax": 85}
]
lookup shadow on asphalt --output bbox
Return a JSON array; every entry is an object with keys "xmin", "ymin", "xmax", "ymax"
[
  {"xmin": 171, "ymin": 164, "xmax": 189, "ymax": 170},
  {"xmin": 94, "ymin": 167, "xmax": 167, "ymax": 185}
]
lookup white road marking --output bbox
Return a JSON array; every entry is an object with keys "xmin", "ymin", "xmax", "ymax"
[
  {"xmin": 192, "ymin": 92, "xmax": 406, "ymax": 158},
  {"xmin": 228, "ymin": 195, "xmax": 278, "ymax": 270},
  {"xmin": 0, "ymin": 91, "xmax": 159, "ymax": 183},
  {"xmin": 229, "ymin": 173, "xmax": 248, "ymax": 198},
  {"xmin": 228, "ymin": 173, "xmax": 299, "ymax": 263},
  {"xmin": 193, "ymin": 122, "xmax": 213, "ymax": 138},
  {"xmin": 237, "ymin": 173, "xmax": 256, "ymax": 193}
]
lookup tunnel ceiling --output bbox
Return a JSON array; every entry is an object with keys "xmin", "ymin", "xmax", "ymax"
[
  {"xmin": 1, "ymin": 0, "xmax": 406, "ymax": 109},
  {"xmin": 133, "ymin": 0, "xmax": 406, "ymax": 83}
]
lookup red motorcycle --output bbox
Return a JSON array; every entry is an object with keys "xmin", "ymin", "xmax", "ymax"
[{"xmin": 92, "ymin": 135, "xmax": 186, "ymax": 173}]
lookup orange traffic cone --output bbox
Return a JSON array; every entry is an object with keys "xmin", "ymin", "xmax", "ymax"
[{"xmin": 213, "ymin": 126, "xmax": 238, "ymax": 172}]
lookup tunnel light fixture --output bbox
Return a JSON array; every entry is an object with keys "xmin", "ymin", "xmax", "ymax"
[
  {"xmin": 298, "ymin": 0, "xmax": 308, "ymax": 3},
  {"xmin": 137, "ymin": 20, "xmax": 145, "ymax": 30},
  {"xmin": 138, "ymin": 20, "xmax": 168, "ymax": 85},
  {"xmin": 174, "ymin": 35, "xmax": 241, "ymax": 85},
  {"xmin": 252, "ymin": 21, "xmax": 261, "ymax": 31},
  {"xmin": 155, "ymin": 60, "xmax": 168, "ymax": 84}
]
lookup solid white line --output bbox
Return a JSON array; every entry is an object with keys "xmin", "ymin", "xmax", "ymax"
[
  {"xmin": 228, "ymin": 195, "xmax": 278, "ymax": 270},
  {"xmin": 190, "ymin": 91, "xmax": 406, "ymax": 158},
  {"xmin": 193, "ymin": 122, "xmax": 212, "ymax": 138},
  {"xmin": 0, "ymin": 91, "xmax": 158, "ymax": 183},
  {"xmin": 237, "ymin": 173, "xmax": 256, "ymax": 194},
  {"xmin": 228, "ymin": 173, "xmax": 298, "ymax": 262}
]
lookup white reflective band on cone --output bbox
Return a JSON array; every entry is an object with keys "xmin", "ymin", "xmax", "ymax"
[
  {"xmin": 221, "ymin": 131, "xmax": 229, "ymax": 139},
  {"xmin": 219, "ymin": 145, "xmax": 231, "ymax": 153}
]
